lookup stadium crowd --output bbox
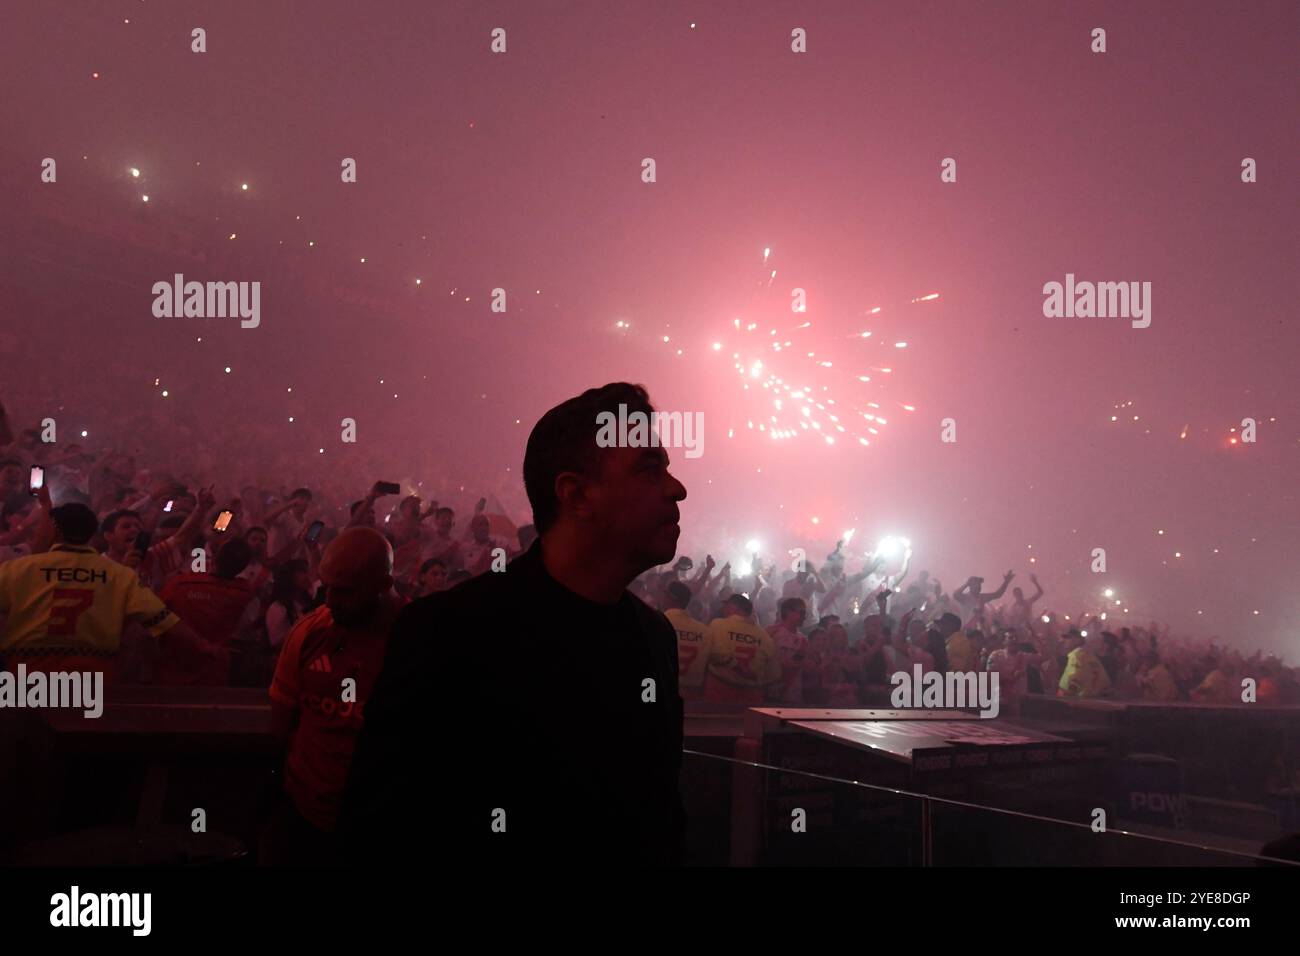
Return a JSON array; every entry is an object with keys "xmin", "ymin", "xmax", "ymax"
[{"xmin": 1, "ymin": 397, "xmax": 1292, "ymax": 711}]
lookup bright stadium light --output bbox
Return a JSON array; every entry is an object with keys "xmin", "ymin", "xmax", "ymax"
[{"xmin": 874, "ymin": 535, "xmax": 911, "ymax": 560}]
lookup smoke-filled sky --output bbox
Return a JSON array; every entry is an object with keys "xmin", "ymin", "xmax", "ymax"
[{"xmin": 1, "ymin": 1, "xmax": 1296, "ymax": 652}]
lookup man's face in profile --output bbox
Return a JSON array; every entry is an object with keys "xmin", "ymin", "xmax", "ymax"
[
  {"xmin": 109, "ymin": 515, "xmax": 142, "ymax": 552},
  {"xmin": 587, "ymin": 445, "xmax": 686, "ymax": 572}
]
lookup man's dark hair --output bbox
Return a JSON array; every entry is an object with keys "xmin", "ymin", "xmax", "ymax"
[
  {"xmin": 938, "ymin": 612, "xmax": 962, "ymax": 633},
  {"xmin": 779, "ymin": 597, "xmax": 806, "ymax": 619},
  {"xmin": 434, "ymin": 506, "xmax": 454, "ymax": 519},
  {"xmin": 101, "ymin": 509, "xmax": 141, "ymax": 535},
  {"xmin": 666, "ymin": 580, "xmax": 692, "ymax": 609},
  {"xmin": 418, "ymin": 557, "xmax": 446, "ymax": 576},
  {"xmin": 215, "ymin": 537, "xmax": 253, "ymax": 579},
  {"xmin": 290, "ymin": 487, "xmax": 312, "ymax": 501},
  {"xmin": 51, "ymin": 503, "xmax": 99, "ymax": 545},
  {"xmin": 523, "ymin": 382, "xmax": 654, "ymax": 535},
  {"xmin": 270, "ymin": 559, "xmax": 311, "ymax": 624},
  {"xmin": 725, "ymin": 593, "xmax": 753, "ymax": 617}
]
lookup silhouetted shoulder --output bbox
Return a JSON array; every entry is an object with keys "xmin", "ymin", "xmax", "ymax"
[
  {"xmin": 626, "ymin": 589, "xmax": 673, "ymax": 635},
  {"xmin": 399, "ymin": 567, "xmax": 518, "ymax": 622}
]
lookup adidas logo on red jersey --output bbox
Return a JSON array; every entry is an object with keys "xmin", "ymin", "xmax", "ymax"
[{"xmin": 307, "ymin": 654, "xmax": 332, "ymax": 673}]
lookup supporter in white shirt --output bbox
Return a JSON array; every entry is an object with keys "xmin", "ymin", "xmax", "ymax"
[
  {"xmin": 767, "ymin": 597, "xmax": 809, "ymax": 704},
  {"xmin": 236, "ymin": 525, "xmax": 279, "ymax": 599},
  {"xmin": 52, "ymin": 463, "xmax": 92, "ymax": 498},
  {"xmin": 782, "ymin": 565, "xmax": 827, "ymax": 621},
  {"xmin": 422, "ymin": 507, "xmax": 463, "ymax": 572},
  {"xmin": 986, "ymin": 632, "xmax": 1043, "ymax": 716},
  {"xmin": 264, "ymin": 559, "xmax": 317, "ymax": 650},
  {"xmin": 1005, "ymin": 575, "xmax": 1045, "ymax": 629},
  {"xmin": 462, "ymin": 513, "xmax": 509, "ymax": 576},
  {"xmin": 262, "ymin": 487, "xmax": 312, "ymax": 558}
]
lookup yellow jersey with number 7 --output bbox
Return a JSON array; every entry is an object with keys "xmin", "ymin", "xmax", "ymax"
[{"xmin": 0, "ymin": 545, "xmax": 178, "ymax": 657}]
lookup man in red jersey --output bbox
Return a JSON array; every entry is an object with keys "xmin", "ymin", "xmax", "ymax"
[
  {"xmin": 159, "ymin": 537, "xmax": 260, "ymax": 684},
  {"xmin": 263, "ymin": 527, "xmax": 404, "ymax": 864}
]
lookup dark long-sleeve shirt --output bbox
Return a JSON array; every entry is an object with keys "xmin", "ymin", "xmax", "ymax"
[{"xmin": 339, "ymin": 539, "xmax": 685, "ymax": 866}]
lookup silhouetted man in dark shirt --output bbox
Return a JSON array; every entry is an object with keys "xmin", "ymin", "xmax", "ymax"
[{"xmin": 340, "ymin": 382, "xmax": 688, "ymax": 865}]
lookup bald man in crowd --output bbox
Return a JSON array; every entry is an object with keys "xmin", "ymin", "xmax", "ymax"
[{"xmin": 263, "ymin": 527, "xmax": 404, "ymax": 865}]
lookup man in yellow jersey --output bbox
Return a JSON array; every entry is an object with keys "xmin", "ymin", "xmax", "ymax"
[
  {"xmin": 704, "ymin": 593, "xmax": 781, "ymax": 706},
  {"xmin": 663, "ymin": 580, "xmax": 710, "ymax": 700},
  {"xmin": 945, "ymin": 620, "xmax": 978, "ymax": 673},
  {"xmin": 1058, "ymin": 631, "xmax": 1112, "ymax": 699},
  {"xmin": 1191, "ymin": 653, "xmax": 1233, "ymax": 704},
  {"xmin": 0, "ymin": 502, "xmax": 221, "ymax": 682},
  {"xmin": 1138, "ymin": 653, "xmax": 1179, "ymax": 702}
]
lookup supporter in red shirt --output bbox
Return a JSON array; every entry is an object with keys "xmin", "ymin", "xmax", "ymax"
[
  {"xmin": 159, "ymin": 536, "xmax": 261, "ymax": 684},
  {"xmin": 100, "ymin": 485, "xmax": 214, "ymax": 592},
  {"xmin": 263, "ymin": 527, "xmax": 404, "ymax": 864}
]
